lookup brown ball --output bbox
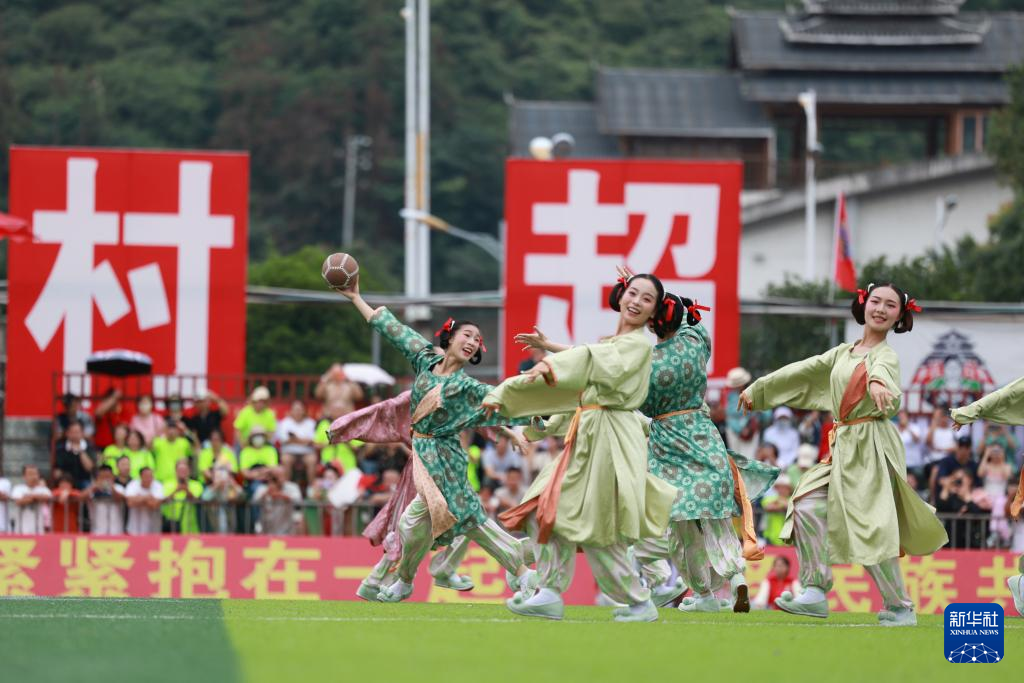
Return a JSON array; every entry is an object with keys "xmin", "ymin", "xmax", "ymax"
[{"xmin": 322, "ymin": 252, "xmax": 360, "ymax": 291}]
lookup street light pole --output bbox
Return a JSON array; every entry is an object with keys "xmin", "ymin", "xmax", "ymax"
[
  {"xmin": 403, "ymin": 0, "xmax": 419, "ymax": 319},
  {"xmin": 416, "ymin": 0, "xmax": 431, "ymax": 315},
  {"xmin": 402, "ymin": 0, "xmax": 431, "ymax": 322},
  {"xmin": 400, "ymin": 209, "xmax": 503, "ymax": 263}
]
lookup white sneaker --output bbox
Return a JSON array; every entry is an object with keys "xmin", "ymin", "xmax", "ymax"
[
  {"xmin": 1008, "ymin": 575, "xmax": 1024, "ymax": 617},
  {"xmin": 879, "ymin": 607, "xmax": 917, "ymax": 627},
  {"xmin": 679, "ymin": 594, "xmax": 721, "ymax": 613}
]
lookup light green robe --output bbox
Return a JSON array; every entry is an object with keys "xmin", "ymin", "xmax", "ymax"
[
  {"xmin": 483, "ymin": 328, "xmax": 676, "ymax": 547},
  {"xmin": 951, "ymin": 375, "xmax": 1024, "ymax": 425},
  {"xmin": 748, "ymin": 342, "xmax": 947, "ymax": 565}
]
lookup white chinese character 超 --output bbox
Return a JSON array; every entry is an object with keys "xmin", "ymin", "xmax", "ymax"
[{"xmin": 523, "ymin": 169, "xmax": 721, "ymax": 369}]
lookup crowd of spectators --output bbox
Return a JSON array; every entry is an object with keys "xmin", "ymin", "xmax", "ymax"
[
  {"xmin": 0, "ymin": 366, "xmax": 407, "ymax": 537},
  {"xmin": 0, "ymin": 362, "xmax": 1020, "ymax": 556}
]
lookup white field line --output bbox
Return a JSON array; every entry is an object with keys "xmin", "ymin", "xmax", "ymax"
[{"xmin": 0, "ymin": 611, "xmax": 1019, "ymax": 629}]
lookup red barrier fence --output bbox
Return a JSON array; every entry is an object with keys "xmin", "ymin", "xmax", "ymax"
[{"xmin": 0, "ymin": 534, "xmax": 1017, "ymax": 613}]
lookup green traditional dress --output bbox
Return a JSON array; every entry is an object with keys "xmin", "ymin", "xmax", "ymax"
[
  {"xmin": 642, "ymin": 323, "xmax": 777, "ymax": 520},
  {"xmin": 952, "ymin": 376, "xmax": 1024, "ymax": 426},
  {"xmin": 952, "ymin": 375, "xmax": 1024, "ymax": 524},
  {"xmin": 748, "ymin": 341, "xmax": 947, "ymax": 566},
  {"xmin": 369, "ymin": 307, "xmax": 522, "ymax": 546},
  {"xmin": 635, "ymin": 323, "xmax": 779, "ymax": 598},
  {"xmin": 484, "ymin": 328, "xmax": 676, "ymax": 547}
]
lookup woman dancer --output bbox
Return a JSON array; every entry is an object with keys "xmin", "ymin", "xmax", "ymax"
[
  {"xmin": 326, "ymin": 392, "xmax": 469, "ymax": 599},
  {"xmin": 336, "ymin": 283, "xmax": 535, "ymax": 602},
  {"xmin": 739, "ymin": 282, "xmax": 947, "ymax": 625},
  {"xmin": 331, "ymin": 392, "xmax": 532, "ymax": 600},
  {"xmin": 951, "ymin": 375, "xmax": 1024, "ymax": 616},
  {"xmin": 517, "ymin": 283, "xmax": 778, "ymax": 613},
  {"xmin": 484, "ymin": 273, "xmax": 677, "ymax": 622}
]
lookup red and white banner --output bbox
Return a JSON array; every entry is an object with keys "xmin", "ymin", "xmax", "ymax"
[
  {"xmin": 503, "ymin": 160, "xmax": 741, "ymax": 378},
  {"xmin": 6, "ymin": 147, "xmax": 249, "ymax": 417},
  {"xmin": 0, "ymin": 535, "xmax": 1016, "ymax": 614}
]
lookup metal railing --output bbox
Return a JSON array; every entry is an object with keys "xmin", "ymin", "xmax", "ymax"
[{"xmin": 8, "ymin": 498, "xmax": 383, "ymax": 537}]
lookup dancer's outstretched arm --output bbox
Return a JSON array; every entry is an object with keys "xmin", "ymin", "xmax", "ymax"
[
  {"xmin": 515, "ymin": 327, "xmax": 570, "ymax": 354},
  {"xmin": 337, "ymin": 282, "xmax": 436, "ymax": 373},
  {"xmin": 739, "ymin": 346, "xmax": 844, "ymax": 414},
  {"xmin": 336, "ymin": 280, "xmax": 377, "ymax": 320},
  {"xmin": 951, "ymin": 375, "xmax": 1024, "ymax": 427}
]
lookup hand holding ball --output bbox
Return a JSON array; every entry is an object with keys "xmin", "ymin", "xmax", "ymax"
[{"xmin": 322, "ymin": 253, "xmax": 360, "ymax": 292}]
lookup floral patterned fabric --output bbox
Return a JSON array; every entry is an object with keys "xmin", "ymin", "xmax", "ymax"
[
  {"xmin": 640, "ymin": 324, "xmax": 737, "ymax": 521},
  {"xmin": 369, "ymin": 307, "xmax": 522, "ymax": 546}
]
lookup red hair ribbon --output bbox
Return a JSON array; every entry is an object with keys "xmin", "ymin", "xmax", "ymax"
[
  {"xmin": 662, "ymin": 297, "xmax": 676, "ymax": 322},
  {"xmin": 688, "ymin": 300, "xmax": 711, "ymax": 322},
  {"xmin": 434, "ymin": 317, "xmax": 455, "ymax": 338},
  {"xmin": 856, "ymin": 288, "xmax": 868, "ymax": 305},
  {"xmin": 479, "ymin": 335, "xmax": 487, "ymax": 354},
  {"xmin": 906, "ymin": 298, "xmax": 922, "ymax": 313},
  {"xmin": 616, "ymin": 276, "xmax": 630, "ymax": 287}
]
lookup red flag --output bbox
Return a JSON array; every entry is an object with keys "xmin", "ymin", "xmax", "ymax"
[{"xmin": 833, "ymin": 193, "xmax": 857, "ymax": 292}]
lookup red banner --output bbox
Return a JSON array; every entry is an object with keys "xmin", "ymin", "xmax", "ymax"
[
  {"xmin": 0, "ymin": 534, "xmax": 1016, "ymax": 613},
  {"xmin": 6, "ymin": 147, "xmax": 249, "ymax": 417},
  {"xmin": 503, "ymin": 159, "xmax": 741, "ymax": 379}
]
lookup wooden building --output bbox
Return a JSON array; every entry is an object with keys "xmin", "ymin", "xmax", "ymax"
[{"xmin": 508, "ymin": 0, "xmax": 1024, "ymax": 190}]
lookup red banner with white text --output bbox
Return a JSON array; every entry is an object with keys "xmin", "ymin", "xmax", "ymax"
[
  {"xmin": 6, "ymin": 147, "xmax": 249, "ymax": 417},
  {"xmin": 503, "ymin": 159, "xmax": 741, "ymax": 378},
  {"xmin": 0, "ymin": 535, "xmax": 1016, "ymax": 613}
]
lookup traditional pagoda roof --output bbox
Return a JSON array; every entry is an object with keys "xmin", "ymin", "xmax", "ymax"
[
  {"xmin": 802, "ymin": 1, "xmax": 964, "ymax": 16},
  {"xmin": 781, "ymin": 0, "xmax": 987, "ymax": 46},
  {"xmin": 732, "ymin": 10, "xmax": 1024, "ymax": 73},
  {"xmin": 596, "ymin": 68, "xmax": 772, "ymax": 138}
]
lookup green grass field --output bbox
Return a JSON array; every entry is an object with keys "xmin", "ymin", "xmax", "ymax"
[{"xmin": 1, "ymin": 598, "xmax": 1020, "ymax": 682}]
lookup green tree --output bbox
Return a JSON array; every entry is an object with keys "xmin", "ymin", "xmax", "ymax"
[{"xmin": 246, "ymin": 244, "xmax": 406, "ymax": 374}]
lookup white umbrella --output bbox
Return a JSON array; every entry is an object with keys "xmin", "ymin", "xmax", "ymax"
[{"xmin": 342, "ymin": 363, "xmax": 396, "ymax": 386}]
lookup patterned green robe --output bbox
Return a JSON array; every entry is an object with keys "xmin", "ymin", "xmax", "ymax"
[
  {"xmin": 748, "ymin": 342, "xmax": 947, "ymax": 565},
  {"xmin": 641, "ymin": 323, "xmax": 777, "ymax": 521},
  {"xmin": 369, "ymin": 307, "xmax": 520, "ymax": 546},
  {"xmin": 483, "ymin": 328, "xmax": 676, "ymax": 547},
  {"xmin": 952, "ymin": 375, "xmax": 1024, "ymax": 426}
]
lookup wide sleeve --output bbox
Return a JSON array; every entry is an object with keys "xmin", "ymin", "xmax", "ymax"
[
  {"xmin": 454, "ymin": 377, "xmax": 532, "ymax": 429},
  {"xmin": 747, "ymin": 345, "xmax": 844, "ymax": 412},
  {"xmin": 522, "ymin": 413, "xmax": 571, "ymax": 441},
  {"xmin": 867, "ymin": 345, "xmax": 902, "ymax": 415},
  {"xmin": 368, "ymin": 307, "xmax": 438, "ymax": 374},
  {"xmin": 485, "ymin": 333, "xmax": 649, "ymax": 418},
  {"xmin": 329, "ymin": 391, "xmax": 413, "ymax": 447},
  {"xmin": 952, "ymin": 375, "xmax": 1024, "ymax": 425},
  {"xmin": 483, "ymin": 345, "xmax": 598, "ymax": 419}
]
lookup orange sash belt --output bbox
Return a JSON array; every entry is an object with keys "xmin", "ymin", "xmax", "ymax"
[
  {"xmin": 498, "ymin": 404, "xmax": 605, "ymax": 544},
  {"xmin": 412, "ymin": 432, "xmax": 435, "ymax": 439},
  {"xmin": 727, "ymin": 455, "xmax": 763, "ymax": 561},
  {"xmin": 653, "ymin": 407, "xmax": 701, "ymax": 421},
  {"xmin": 824, "ymin": 416, "xmax": 881, "ymax": 464}
]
